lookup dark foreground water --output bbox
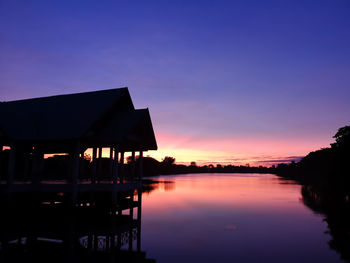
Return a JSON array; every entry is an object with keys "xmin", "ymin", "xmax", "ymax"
[{"xmin": 141, "ymin": 173, "xmax": 344, "ymax": 263}]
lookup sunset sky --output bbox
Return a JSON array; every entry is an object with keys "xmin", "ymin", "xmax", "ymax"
[{"xmin": 1, "ymin": 0, "xmax": 350, "ymax": 166}]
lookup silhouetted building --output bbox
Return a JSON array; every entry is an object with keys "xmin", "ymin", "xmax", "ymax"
[{"xmin": 0, "ymin": 87, "xmax": 157, "ymax": 203}]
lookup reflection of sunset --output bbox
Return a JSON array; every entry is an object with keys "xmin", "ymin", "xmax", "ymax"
[
  {"xmin": 143, "ymin": 174, "xmax": 304, "ymax": 215},
  {"xmin": 141, "ymin": 174, "xmax": 337, "ymax": 262}
]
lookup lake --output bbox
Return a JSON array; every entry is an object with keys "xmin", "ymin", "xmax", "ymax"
[{"xmin": 140, "ymin": 173, "xmax": 344, "ymax": 263}]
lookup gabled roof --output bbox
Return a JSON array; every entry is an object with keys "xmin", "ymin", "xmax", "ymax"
[
  {"xmin": 0, "ymin": 88, "xmax": 135, "ymax": 141},
  {"xmin": 90, "ymin": 109, "xmax": 158, "ymax": 151}
]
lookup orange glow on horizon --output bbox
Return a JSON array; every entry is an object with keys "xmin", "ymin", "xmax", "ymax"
[
  {"xmin": 82, "ymin": 132, "xmax": 332, "ymax": 167},
  {"xmin": 146, "ymin": 131, "xmax": 333, "ymax": 166}
]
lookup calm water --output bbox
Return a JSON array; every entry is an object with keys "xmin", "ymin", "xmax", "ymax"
[{"xmin": 141, "ymin": 173, "xmax": 343, "ymax": 263}]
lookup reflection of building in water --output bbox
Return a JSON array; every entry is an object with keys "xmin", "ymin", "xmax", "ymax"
[
  {"xmin": 143, "ymin": 180, "xmax": 175, "ymax": 194},
  {"xmin": 0, "ymin": 190, "xmax": 155, "ymax": 262},
  {"xmin": 0, "ymin": 88, "xmax": 157, "ymax": 262}
]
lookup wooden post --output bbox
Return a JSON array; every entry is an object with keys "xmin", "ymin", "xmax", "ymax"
[
  {"xmin": 129, "ymin": 190, "xmax": 135, "ymax": 251},
  {"xmin": 112, "ymin": 146, "xmax": 119, "ymax": 205},
  {"xmin": 128, "ymin": 227, "xmax": 133, "ymax": 251},
  {"xmin": 0, "ymin": 144, "xmax": 3, "ymax": 181},
  {"xmin": 93, "ymin": 234, "xmax": 98, "ymax": 251},
  {"xmin": 109, "ymin": 147, "xmax": 114, "ymax": 180},
  {"xmin": 131, "ymin": 151, "xmax": 135, "ymax": 182},
  {"xmin": 138, "ymin": 151, "xmax": 143, "ymax": 180},
  {"xmin": 129, "ymin": 191, "xmax": 134, "ymax": 220},
  {"xmin": 137, "ymin": 189, "xmax": 142, "ymax": 221},
  {"xmin": 117, "ymin": 232, "xmax": 121, "ymax": 250},
  {"xmin": 137, "ymin": 225, "xmax": 141, "ymax": 252},
  {"xmin": 113, "ymin": 147, "xmax": 119, "ymax": 184},
  {"xmin": 72, "ymin": 141, "xmax": 80, "ymax": 204},
  {"xmin": 23, "ymin": 151, "xmax": 29, "ymax": 181},
  {"xmin": 120, "ymin": 151, "xmax": 124, "ymax": 183},
  {"xmin": 88, "ymin": 234, "xmax": 92, "ymax": 251},
  {"xmin": 80, "ymin": 149, "xmax": 85, "ymax": 180},
  {"xmin": 92, "ymin": 147, "xmax": 97, "ymax": 184},
  {"xmin": 98, "ymin": 147, "xmax": 102, "ymax": 182},
  {"xmin": 31, "ymin": 147, "xmax": 38, "ymax": 185},
  {"xmin": 136, "ymin": 188, "xmax": 142, "ymax": 251},
  {"xmin": 7, "ymin": 143, "xmax": 16, "ymax": 191},
  {"xmin": 38, "ymin": 153, "xmax": 44, "ymax": 181}
]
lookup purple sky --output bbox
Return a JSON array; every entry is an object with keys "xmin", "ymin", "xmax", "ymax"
[{"xmin": 1, "ymin": 0, "xmax": 350, "ymax": 165}]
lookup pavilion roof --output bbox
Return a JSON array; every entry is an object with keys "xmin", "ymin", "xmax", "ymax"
[{"xmin": 0, "ymin": 88, "xmax": 157, "ymax": 151}]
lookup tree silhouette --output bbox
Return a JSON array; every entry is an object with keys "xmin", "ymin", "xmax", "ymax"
[
  {"xmin": 162, "ymin": 156, "xmax": 175, "ymax": 165},
  {"xmin": 332, "ymin": 125, "xmax": 350, "ymax": 149}
]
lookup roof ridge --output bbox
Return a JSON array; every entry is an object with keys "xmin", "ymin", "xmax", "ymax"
[{"xmin": 1, "ymin": 87, "xmax": 128, "ymax": 103}]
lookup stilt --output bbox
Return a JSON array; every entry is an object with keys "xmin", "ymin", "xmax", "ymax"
[
  {"xmin": 98, "ymin": 147, "xmax": 102, "ymax": 182},
  {"xmin": 137, "ymin": 189, "xmax": 142, "ymax": 251},
  {"xmin": 71, "ymin": 141, "xmax": 80, "ymax": 204},
  {"xmin": 80, "ymin": 149, "xmax": 85, "ymax": 179},
  {"xmin": 31, "ymin": 147, "xmax": 42, "ymax": 185},
  {"xmin": 109, "ymin": 147, "xmax": 114, "ymax": 180},
  {"xmin": 92, "ymin": 147, "xmax": 97, "ymax": 184},
  {"xmin": 128, "ymin": 228, "xmax": 133, "ymax": 251},
  {"xmin": 137, "ymin": 189, "xmax": 142, "ymax": 221},
  {"xmin": 129, "ymin": 191, "xmax": 134, "ymax": 219},
  {"xmin": 22, "ymin": 151, "xmax": 29, "ymax": 181},
  {"xmin": 117, "ymin": 232, "xmax": 121, "ymax": 250},
  {"xmin": 138, "ymin": 151, "xmax": 143, "ymax": 180},
  {"xmin": 0, "ymin": 144, "xmax": 3, "ymax": 181},
  {"xmin": 7, "ymin": 143, "xmax": 16, "ymax": 193},
  {"xmin": 113, "ymin": 146, "xmax": 119, "ymax": 205},
  {"xmin": 131, "ymin": 151, "xmax": 135, "ymax": 182},
  {"xmin": 120, "ymin": 151, "xmax": 125, "ymax": 183}
]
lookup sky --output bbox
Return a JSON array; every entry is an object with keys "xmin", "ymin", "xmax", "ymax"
[{"xmin": 1, "ymin": 0, "xmax": 350, "ymax": 166}]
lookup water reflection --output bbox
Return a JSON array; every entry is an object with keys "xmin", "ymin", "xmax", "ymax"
[
  {"xmin": 1, "ymin": 174, "xmax": 349, "ymax": 263},
  {"xmin": 143, "ymin": 179, "xmax": 175, "ymax": 193},
  {"xmin": 301, "ymin": 184, "xmax": 350, "ymax": 262},
  {"xmin": 141, "ymin": 173, "xmax": 345, "ymax": 263},
  {"xmin": 0, "ymin": 191, "xmax": 155, "ymax": 263}
]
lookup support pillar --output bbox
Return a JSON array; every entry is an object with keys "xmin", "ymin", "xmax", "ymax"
[
  {"xmin": 31, "ymin": 147, "xmax": 43, "ymax": 185},
  {"xmin": 120, "ymin": 151, "xmax": 124, "ymax": 183},
  {"xmin": 22, "ymin": 151, "xmax": 29, "ymax": 181},
  {"xmin": 138, "ymin": 151, "xmax": 143, "ymax": 180},
  {"xmin": 80, "ymin": 149, "xmax": 85, "ymax": 179},
  {"xmin": 113, "ymin": 147, "xmax": 119, "ymax": 184},
  {"xmin": 137, "ymin": 189, "xmax": 142, "ymax": 221},
  {"xmin": 71, "ymin": 141, "xmax": 80, "ymax": 204},
  {"xmin": 7, "ymin": 143, "xmax": 16, "ymax": 192},
  {"xmin": 98, "ymin": 147, "xmax": 102, "ymax": 182},
  {"xmin": 131, "ymin": 151, "xmax": 135, "ymax": 182},
  {"xmin": 137, "ymin": 224, "xmax": 141, "ymax": 252},
  {"xmin": 137, "ymin": 189, "xmax": 142, "ymax": 251},
  {"xmin": 109, "ymin": 147, "xmax": 114, "ymax": 180},
  {"xmin": 92, "ymin": 147, "xmax": 97, "ymax": 184},
  {"xmin": 117, "ymin": 232, "xmax": 121, "ymax": 250},
  {"xmin": 88, "ymin": 234, "xmax": 92, "ymax": 251},
  {"xmin": 128, "ymin": 228, "xmax": 133, "ymax": 251},
  {"xmin": 93, "ymin": 234, "xmax": 98, "ymax": 251},
  {"xmin": 112, "ymin": 146, "xmax": 119, "ymax": 205},
  {"xmin": 0, "ymin": 144, "xmax": 3, "ymax": 181},
  {"xmin": 129, "ymin": 191, "xmax": 134, "ymax": 220}
]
